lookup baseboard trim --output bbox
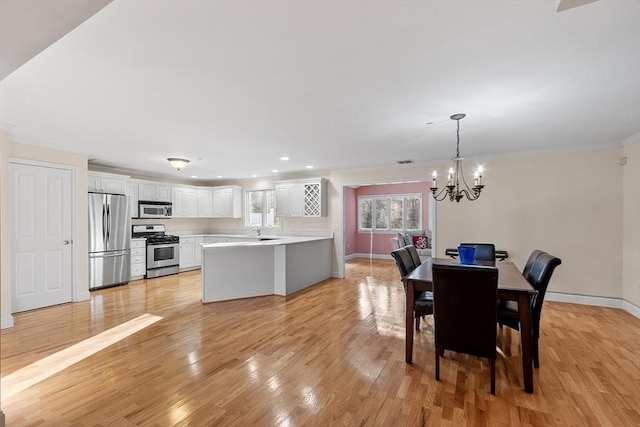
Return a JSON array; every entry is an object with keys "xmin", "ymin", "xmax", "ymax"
[
  {"xmin": 546, "ymin": 292, "xmax": 621, "ymax": 308},
  {"xmin": 346, "ymin": 253, "xmax": 393, "ymax": 260},
  {"xmin": 1, "ymin": 315, "xmax": 14, "ymax": 329},
  {"xmin": 77, "ymin": 291, "xmax": 91, "ymax": 301},
  {"xmin": 344, "ymin": 253, "xmax": 359, "ymax": 261},
  {"xmin": 622, "ymin": 300, "xmax": 640, "ymax": 319},
  {"xmin": 546, "ymin": 292, "xmax": 640, "ymax": 319}
]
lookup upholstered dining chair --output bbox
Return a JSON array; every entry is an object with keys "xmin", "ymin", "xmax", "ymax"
[
  {"xmin": 459, "ymin": 243, "xmax": 496, "ymax": 261},
  {"xmin": 404, "ymin": 245, "xmax": 423, "ymax": 268},
  {"xmin": 522, "ymin": 249, "xmax": 545, "ymax": 281},
  {"xmin": 390, "ymin": 247, "xmax": 416, "ymax": 277},
  {"xmin": 432, "ymin": 262, "xmax": 499, "ymax": 394},
  {"xmin": 390, "ymin": 248, "xmax": 433, "ymax": 331},
  {"xmin": 498, "ymin": 252, "xmax": 562, "ymax": 368}
]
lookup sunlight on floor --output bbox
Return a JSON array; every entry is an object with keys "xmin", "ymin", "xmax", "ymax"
[{"xmin": 1, "ymin": 313, "xmax": 163, "ymax": 400}]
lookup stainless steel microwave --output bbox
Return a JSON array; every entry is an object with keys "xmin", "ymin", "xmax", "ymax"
[{"xmin": 138, "ymin": 201, "xmax": 172, "ymax": 218}]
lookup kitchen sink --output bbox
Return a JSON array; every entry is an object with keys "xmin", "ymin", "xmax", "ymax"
[{"xmin": 258, "ymin": 237, "xmax": 280, "ymax": 241}]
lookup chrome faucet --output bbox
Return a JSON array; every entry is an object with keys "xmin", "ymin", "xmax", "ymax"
[{"xmin": 253, "ymin": 227, "xmax": 261, "ymax": 236}]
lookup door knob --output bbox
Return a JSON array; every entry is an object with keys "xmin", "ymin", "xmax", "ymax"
[{"xmin": 63, "ymin": 240, "xmax": 72, "ymax": 245}]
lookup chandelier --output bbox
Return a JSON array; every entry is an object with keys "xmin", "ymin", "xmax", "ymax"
[{"xmin": 430, "ymin": 113, "xmax": 484, "ymax": 202}]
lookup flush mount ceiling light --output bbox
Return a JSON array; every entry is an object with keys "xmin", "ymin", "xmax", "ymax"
[
  {"xmin": 430, "ymin": 113, "xmax": 485, "ymax": 203},
  {"xmin": 167, "ymin": 157, "xmax": 190, "ymax": 171}
]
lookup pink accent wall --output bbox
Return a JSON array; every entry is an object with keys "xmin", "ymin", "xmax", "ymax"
[
  {"xmin": 343, "ymin": 186, "xmax": 358, "ymax": 255},
  {"xmin": 354, "ymin": 182, "xmax": 431, "ymax": 255}
]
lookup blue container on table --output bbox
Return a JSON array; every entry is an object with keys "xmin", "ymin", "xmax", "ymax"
[{"xmin": 458, "ymin": 245, "xmax": 477, "ymax": 265}]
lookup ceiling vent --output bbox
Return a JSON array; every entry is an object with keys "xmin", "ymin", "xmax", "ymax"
[{"xmin": 396, "ymin": 159, "xmax": 414, "ymax": 164}]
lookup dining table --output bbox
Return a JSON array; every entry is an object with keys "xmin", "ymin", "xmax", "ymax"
[{"xmin": 403, "ymin": 257, "xmax": 538, "ymax": 393}]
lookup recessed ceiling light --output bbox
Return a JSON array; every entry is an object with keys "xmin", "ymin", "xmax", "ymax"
[
  {"xmin": 305, "ymin": 165, "xmax": 314, "ymax": 169},
  {"xmin": 280, "ymin": 156, "xmax": 289, "ymax": 161},
  {"xmin": 190, "ymin": 175, "xmax": 198, "ymax": 179},
  {"xmin": 272, "ymin": 169, "xmax": 279, "ymax": 173},
  {"xmin": 251, "ymin": 174, "xmax": 257, "ymax": 178},
  {"xmin": 216, "ymin": 175, "xmax": 223, "ymax": 178}
]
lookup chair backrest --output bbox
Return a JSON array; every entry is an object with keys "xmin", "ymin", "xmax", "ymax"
[
  {"xmin": 404, "ymin": 245, "xmax": 422, "ymax": 268},
  {"xmin": 460, "ymin": 243, "xmax": 496, "ymax": 261},
  {"xmin": 522, "ymin": 249, "xmax": 546, "ymax": 280},
  {"xmin": 528, "ymin": 252, "xmax": 562, "ymax": 337},
  {"xmin": 390, "ymin": 247, "xmax": 416, "ymax": 278},
  {"xmin": 432, "ymin": 263, "xmax": 499, "ymax": 359}
]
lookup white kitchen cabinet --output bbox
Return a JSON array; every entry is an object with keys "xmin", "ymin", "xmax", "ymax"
[
  {"xmin": 275, "ymin": 178, "xmax": 327, "ymax": 217},
  {"xmin": 197, "ymin": 188, "xmax": 214, "ymax": 217},
  {"xmin": 172, "ymin": 186, "xmax": 198, "ymax": 218},
  {"xmin": 179, "ymin": 237, "xmax": 195, "ymax": 270},
  {"xmin": 88, "ymin": 172, "xmax": 128, "ymax": 194},
  {"xmin": 137, "ymin": 182, "xmax": 172, "ymax": 202},
  {"xmin": 130, "ymin": 239, "xmax": 146, "ymax": 280},
  {"xmin": 276, "ymin": 182, "xmax": 303, "ymax": 217},
  {"xmin": 213, "ymin": 186, "xmax": 242, "ymax": 218},
  {"xmin": 125, "ymin": 182, "xmax": 138, "ymax": 218}
]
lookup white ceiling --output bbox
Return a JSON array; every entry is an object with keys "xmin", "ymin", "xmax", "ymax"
[{"xmin": 1, "ymin": 0, "xmax": 639, "ymax": 182}]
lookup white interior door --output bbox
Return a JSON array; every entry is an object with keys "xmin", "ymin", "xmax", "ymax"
[{"xmin": 11, "ymin": 162, "xmax": 73, "ymax": 312}]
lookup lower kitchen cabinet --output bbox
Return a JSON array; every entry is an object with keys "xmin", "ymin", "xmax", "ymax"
[
  {"xmin": 179, "ymin": 237, "xmax": 196, "ymax": 270},
  {"xmin": 130, "ymin": 239, "xmax": 146, "ymax": 280}
]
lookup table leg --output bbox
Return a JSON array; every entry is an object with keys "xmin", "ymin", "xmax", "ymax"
[
  {"xmin": 405, "ymin": 279, "xmax": 415, "ymax": 364},
  {"xmin": 518, "ymin": 293, "xmax": 534, "ymax": 393}
]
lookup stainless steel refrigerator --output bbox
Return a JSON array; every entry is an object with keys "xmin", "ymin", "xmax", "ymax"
[{"xmin": 88, "ymin": 192, "xmax": 131, "ymax": 290}]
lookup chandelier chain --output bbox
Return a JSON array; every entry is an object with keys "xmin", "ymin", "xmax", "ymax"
[{"xmin": 456, "ymin": 118, "xmax": 460, "ymax": 158}]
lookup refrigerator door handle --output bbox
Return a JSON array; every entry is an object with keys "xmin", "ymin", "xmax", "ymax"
[
  {"xmin": 102, "ymin": 203, "xmax": 107, "ymax": 243},
  {"xmin": 106, "ymin": 203, "xmax": 110, "ymax": 243}
]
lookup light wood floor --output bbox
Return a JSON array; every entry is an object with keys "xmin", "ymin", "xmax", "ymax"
[{"xmin": 1, "ymin": 258, "xmax": 639, "ymax": 426}]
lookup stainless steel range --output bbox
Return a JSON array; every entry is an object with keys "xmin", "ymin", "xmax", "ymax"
[{"xmin": 132, "ymin": 224, "xmax": 180, "ymax": 278}]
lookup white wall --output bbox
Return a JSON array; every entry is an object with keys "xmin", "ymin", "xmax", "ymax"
[
  {"xmin": 622, "ymin": 138, "xmax": 640, "ymax": 312},
  {"xmin": 433, "ymin": 148, "xmax": 623, "ymax": 299},
  {"xmin": 0, "ymin": 134, "xmax": 11, "ymax": 328}
]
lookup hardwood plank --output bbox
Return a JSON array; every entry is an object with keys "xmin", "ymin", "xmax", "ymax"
[{"xmin": 1, "ymin": 259, "xmax": 639, "ymax": 426}]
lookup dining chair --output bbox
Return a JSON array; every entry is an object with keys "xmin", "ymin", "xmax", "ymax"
[
  {"xmin": 404, "ymin": 245, "xmax": 422, "ymax": 268},
  {"xmin": 432, "ymin": 263, "xmax": 499, "ymax": 394},
  {"xmin": 390, "ymin": 248, "xmax": 433, "ymax": 331},
  {"xmin": 522, "ymin": 249, "xmax": 545, "ymax": 281},
  {"xmin": 459, "ymin": 243, "xmax": 496, "ymax": 261},
  {"xmin": 498, "ymin": 252, "xmax": 562, "ymax": 368}
]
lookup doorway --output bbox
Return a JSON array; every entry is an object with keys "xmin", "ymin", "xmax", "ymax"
[
  {"xmin": 10, "ymin": 161, "xmax": 74, "ymax": 312},
  {"xmin": 341, "ymin": 180, "xmax": 436, "ymax": 279}
]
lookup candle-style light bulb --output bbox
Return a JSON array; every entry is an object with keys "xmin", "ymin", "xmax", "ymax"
[
  {"xmin": 431, "ymin": 171, "xmax": 437, "ymax": 188},
  {"xmin": 477, "ymin": 165, "xmax": 484, "ymax": 186},
  {"xmin": 448, "ymin": 167, "xmax": 454, "ymax": 185}
]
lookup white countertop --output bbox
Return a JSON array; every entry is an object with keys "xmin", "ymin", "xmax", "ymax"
[{"xmin": 201, "ymin": 235, "xmax": 332, "ymax": 248}]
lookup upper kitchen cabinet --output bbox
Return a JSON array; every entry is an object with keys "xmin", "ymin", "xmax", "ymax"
[
  {"xmin": 172, "ymin": 186, "xmax": 198, "ymax": 218},
  {"xmin": 88, "ymin": 172, "xmax": 128, "ymax": 194},
  {"xmin": 275, "ymin": 178, "xmax": 327, "ymax": 217},
  {"xmin": 137, "ymin": 181, "xmax": 172, "ymax": 202},
  {"xmin": 197, "ymin": 187, "xmax": 214, "ymax": 218},
  {"xmin": 213, "ymin": 186, "xmax": 242, "ymax": 218},
  {"xmin": 276, "ymin": 182, "xmax": 303, "ymax": 217},
  {"xmin": 125, "ymin": 182, "xmax": 138, "ymax": 218}
]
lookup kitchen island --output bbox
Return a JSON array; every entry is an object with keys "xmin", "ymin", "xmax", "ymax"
[{"xmin": 200, "ymin": 235, "xmax": 333, "ymax": 303}]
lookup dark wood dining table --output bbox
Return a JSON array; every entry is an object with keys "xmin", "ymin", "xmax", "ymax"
[{"xmin": 403, "ymin": 257, "xmax": 538, "ymax": 393}]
